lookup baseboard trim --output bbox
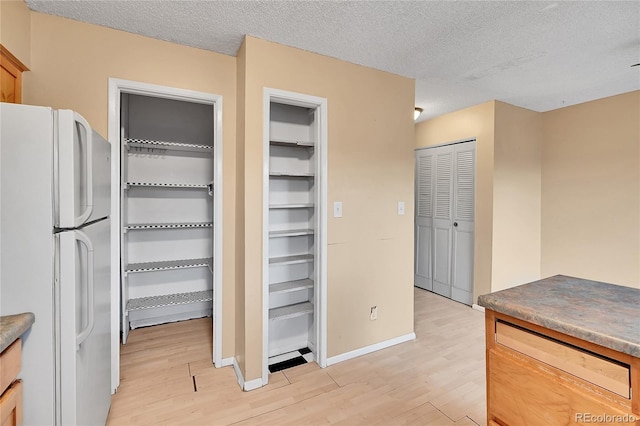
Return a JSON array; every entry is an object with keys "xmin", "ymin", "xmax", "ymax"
[
  {"xmin": 472, "ymin": 304, "xmax": 485, "ymax": 313},
  {"xmin": 232, "ymin": 358, "xmax": 263, "ymax": 391},
  {"xmin": 217, "ymin": 356, "xmax": 234, "ymax": 368},
  {"xmin": 326, "ymin": 332, "xmax": 416, "ymax": 366}
]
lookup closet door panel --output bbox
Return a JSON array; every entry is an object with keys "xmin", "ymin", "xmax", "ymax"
[
  {"xmin": 451, "ymin": 144, "xmax": 475, "ymax": 305},
  {"xmin": 432, "ymin": 149, "xmax": 453, "ymax": 298},
  {"xmin": 414, "ymin": 151, "xmax": 434, "ymax": 291},
  {"xmin": 415, "ymin": 224, "xmax": 432, "ymax": 290}
]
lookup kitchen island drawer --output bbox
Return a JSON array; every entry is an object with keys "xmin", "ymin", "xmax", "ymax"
[{"xmin": 496, "ymin": 321, "xmax": 630, "ymax": 398}]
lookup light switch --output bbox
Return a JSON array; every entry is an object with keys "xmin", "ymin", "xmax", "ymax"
[
  {"xmin": 398, "ymin": 201, "xmax": 405, "ymax": 215},
  {"xmin": 333, "ymin": 201, "xmax": 343, "ymax": 218}
]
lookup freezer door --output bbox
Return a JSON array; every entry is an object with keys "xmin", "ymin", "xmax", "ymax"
[
  {"xmin": 57, "ymin": 110, "xmax": 111, "ymax": 228},
  {"xmin": 58, "ymin": 219, "xmax": 111, "ymax": 425}
]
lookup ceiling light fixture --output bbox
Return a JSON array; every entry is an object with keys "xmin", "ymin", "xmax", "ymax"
[{"xmin": 414, "ymin": 107, "xmax": 423, "ymax": 121}]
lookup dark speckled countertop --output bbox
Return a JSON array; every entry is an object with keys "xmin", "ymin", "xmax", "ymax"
[
  {"xmin": 478, "ymin": 275, "xmax": 640, "ymax": 357},
  {"xmin": 0, "ymin": 313, "xmax": 35, "ymax": 353}
]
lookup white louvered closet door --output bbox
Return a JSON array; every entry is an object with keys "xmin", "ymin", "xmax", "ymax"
[
  {"xmin": 432, "ymin": 150, "xmax": 454, "ymax": 298},
  {"xmin": 450, "ymin": 143, "xmax": 475, "ymax": 305},
  {"xmin": 414, "ymin": 151, "xmax": 435, "ymax": 290},
  {"xmin": 414, "ymin": 140, "xmax": 475, "ymax": 305}
]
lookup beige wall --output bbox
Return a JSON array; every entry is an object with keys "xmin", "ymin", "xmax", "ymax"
[
  {"xmin": 416, "ymin": 91, "xmax": 639, "ymax": 298},
  {"xmin": 492, "ymin": 102, "xmax": 542, "ymax": 291},
  {"xmin": 414, "ymin": 102, "xmax": 495, "ymax": 301},
  {"xmin": 0, "ymin": 0, "xmax": 31, "ymax": 67},
  {"xmin": 236, "ymin": 36, "xmax": 416, "ymax": 381},
  {"xmin": 25, "ymin": 12, "xmax": 238, "ymax": 359},
  {"xmin": 541, "ymin": 91, "xmax": 640, "ymax": 288}
]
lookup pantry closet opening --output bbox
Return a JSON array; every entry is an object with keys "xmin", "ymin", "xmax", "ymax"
[
  {"xmin": 262, "ymin": 88, "xmax": 328, "ymax": 383},
  {"xmin": 108, "ymin": 79, "xmax": 223, "ymax": 390}
]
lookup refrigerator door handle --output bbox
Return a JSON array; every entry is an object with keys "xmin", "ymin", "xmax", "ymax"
[
  {"xmin": 74, "ymin": 229, "xmax": 95, "ymax": 350},
  {"xmin": 74, "ymin": 112, "xmax": 94, "ymax": 226}
]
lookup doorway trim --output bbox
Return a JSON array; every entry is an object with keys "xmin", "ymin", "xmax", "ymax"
[
  {"xmin": 261, "ymin": 88, "xmax": 328, "ymax": 385},
  {"xmin": 108, "ymin": 78, "xmax": 224, "ymax": 391}
]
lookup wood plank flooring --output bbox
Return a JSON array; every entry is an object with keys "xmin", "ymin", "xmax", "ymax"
[{"xmin": 107, "ymin": 288, "xmax": 487, "ymax": 425}]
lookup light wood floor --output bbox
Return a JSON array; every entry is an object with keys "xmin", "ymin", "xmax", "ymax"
[{"xmin": 107, "ymin": 288, "xmax": 487, "ymax": 425}]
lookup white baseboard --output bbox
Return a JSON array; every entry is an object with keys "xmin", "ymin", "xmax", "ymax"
[
  {"xmin": 232, "ymin": 357, "xmax": 264, "ymax": 391},
  {"xmin": 472, "ymin": 304, "xmax": 485, "ymax": 313},
  {"xmin": 217, "ymin": 356, "xmax": 234, "ymax": 368},
  {"xmin": 243, "ymin": 376, "xmax": 263, "ymax": 391},
  {"xmin": 326, "ymin": 332, "xmax": 416, "ymax": 366}
]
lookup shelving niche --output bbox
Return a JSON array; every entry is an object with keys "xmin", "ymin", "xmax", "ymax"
[
  {"xmin": 267, "ymin": 102, "xmax": 320, "ymax": 362},
  {"xmin": 120, "ymin": 94, "xmax": 215, "ymax": 343}
]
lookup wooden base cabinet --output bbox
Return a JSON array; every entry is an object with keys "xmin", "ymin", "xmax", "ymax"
[
  {"xmin": 485, "ymin": 310, "xmax": 639, "ymax": 426},
  {"xmin": 0, "ymin": 339, "xmax": 23, "ymax": 426},
  {"xmin": 0, "ymin": 380, "xmax": 22, "ymax": 426}
]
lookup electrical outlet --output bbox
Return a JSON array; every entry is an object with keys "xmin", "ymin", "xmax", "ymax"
[{"xmin": 370, "ymin": 306, "xmax": 378, "ymax": 321}]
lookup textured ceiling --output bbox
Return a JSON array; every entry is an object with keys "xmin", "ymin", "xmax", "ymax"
[{"xmin": 25, "ymin": 0, "xmax": 640, "ymax": 121}]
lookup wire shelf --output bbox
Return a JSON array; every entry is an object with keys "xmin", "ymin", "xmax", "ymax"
[
  {"xmin": 125, "ymin": 222, "xmax": 213, "ymax": 231},
  {"xmin": 125, "ymin": 138, "xmax": 213, "ymax": 153},
  {"xmin": 125, "ymin": 182, "xmax": 210, "ymax": 189},
  {"xmin": 125, "ymin": 257, "xmax": 212, "ymax": 273},
  {"xmin": 127, "ymin": 290, "xmax": 213, "ymax": 311}
]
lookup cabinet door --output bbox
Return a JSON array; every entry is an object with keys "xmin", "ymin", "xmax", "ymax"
[
  {"xmin": 0, "ymin": 380, "xmax": 23, "ymax": 426},
  {"xmin": 0, "ymin": 47, "xmax": 27, "ymax": 104}
]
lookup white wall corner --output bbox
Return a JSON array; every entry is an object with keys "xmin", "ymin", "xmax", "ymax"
[{"xmin": 325, "ymin": 332, "xmax": 416, "ymax": 366}]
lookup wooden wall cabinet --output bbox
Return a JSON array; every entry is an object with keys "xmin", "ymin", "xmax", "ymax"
[
  {"xmin": 0, "ymin": 46, "xmax": 28, "ymax": 104},
  {"xmin": 485, "ymin": 310, "xmax": 639, "ymax": 426}
]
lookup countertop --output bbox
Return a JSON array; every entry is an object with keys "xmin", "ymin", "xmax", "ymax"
[
  {"xmin": 0, "ymin": 312, "xmax": 35, "ymax": 353},
  {"xmin": 478, "ymin": 275, "xmax": 640, "ymax": 357}
]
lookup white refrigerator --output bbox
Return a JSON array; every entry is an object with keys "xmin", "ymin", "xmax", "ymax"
[{"xmin": 0, "ymin": 103, "xmax": 112, "ymax": 425}]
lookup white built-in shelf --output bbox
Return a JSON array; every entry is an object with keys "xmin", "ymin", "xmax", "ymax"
[
  {"xmin": 125, "ymin": 182, "xmax": 209, "ymax": 190},
  {"xmin": 269, "ymin": 279, "xmax": 314, "ymax": 294},
  {"xmin": 125, "ymin": 222, "xmax": 213, "ymax": 231},
  {"xmin": 269, "ymin": 302, "xmax": 314, "ymax": 321},
  {"xmin": 269, "ymin": 254, "xmax": 314, "ymax": 266},
  {"xmin": 269, "ymin": 138, "xmax": 314, "ymax": 148},
  {"xmin": 126, "ymin": 290, "xmax": 213, "ymax": 312},
  {"xmin": 269, "ymin": 203, "xmax": 314, "ymax": 209},
  {"xmin": 125, "ymin": 138, "xmax": 213, "ymax": 153},
  {"xmin": 269, "ymin": 171, "xmax": 315, "ymax": 178},
  {"xmin": 125, "ymin": 257, "xmax": 212, "ymax": 274},
  {"xmin": 269, "ymin": 229, "xmax": 314, "ymax": 238}
]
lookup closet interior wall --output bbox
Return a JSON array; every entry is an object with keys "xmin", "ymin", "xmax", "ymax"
[{"xmin": 120, "ymin": 94, "xmax": 215, "ymax": 343}]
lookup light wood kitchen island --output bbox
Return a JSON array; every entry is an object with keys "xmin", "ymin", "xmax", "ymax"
[{"xmin": 478, "ymin": 275, "xmax": 639, "ymax": 426}]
